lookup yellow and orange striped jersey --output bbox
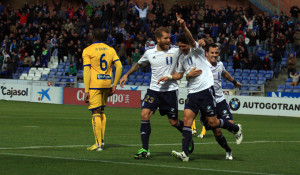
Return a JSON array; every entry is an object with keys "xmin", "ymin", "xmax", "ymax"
[{"xmin": 83, "ymin": 42, "xmax": 120, "ymax": 89}]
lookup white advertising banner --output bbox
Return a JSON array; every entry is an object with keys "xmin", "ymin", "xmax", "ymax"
[
  {"xmin": 0, "ymin": 84, "xmax": 31, "ymax": 101},
  {"xmin": 31, "ymin": 86, "xmax": 63, "ymax": 104},
  {"xmin": 226, "ymin": 95, "xmax": 300, "ymax": 117}
]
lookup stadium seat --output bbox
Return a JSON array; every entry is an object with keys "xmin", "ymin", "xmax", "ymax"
[
  {"xmin": 257, "ymin": 80, "xmax": 265, "ymax": 85},
  {"xmin": 225, "ymin": 84, "xmax": 234, "ymax": 89},
  {"xmin": 240, "ymin": 92, "xmax": 250, "ymax": 96},
  {"xmin": 249, "ymin": 80, "xmax": 257, "ymax": 85},
  {"xmin": 135, "ymin": 82, "xmax": 142, "ymax": 86},
  {"xmin": 222, "ymin": 62, "xmax": 227, "ymax": 67},
  {"xmin": 294, "ymin": 85, "xmax": 300, "ymax": 89},
  {"xmin": 145, "ymin": 72, "xmax": 151, "ymax": 76},
  {"xmin": 127, "ymin": 82, "xmax": 135, "ymax": 85},
  {"xmin": 249, "ymin": 86, "xmax": 258, "ymax": 91},
  {"xmin": 241, "ymin": 86, "xmax": 249, "ymax": 91},
  {"xmin": 250, "ymin": 77, "xmax": 258, "ymax": 81},
  {"xmin": 142, "ymin": 82, "xmax": 150, "ymax": 86},
  {"xmin": 54, "ymin": 78, "xmax": 61, "ymax": 82},
  {"xmin": 143, "ymin": 79, "xmax": 150, "ymax": 83},
  {"xmin": 61, "ymin": 78, "xmax": 68, "ymax": 82},
  {"xmin": 138, "ymin": 72, "xmax": 145, "ymax": 76},
  {"xmin": 144, "ymin": 75, "xmax": 151, "ymax": 80},
  {"xmin": 128, "ymin": 75, "xmax": 135, "ymax": 79},
  {"xmin": 40, "ymin": 77, "xmax": 47, "ymax": 81},
  {"xmin": 265, "ymin": 73, "xmax": 273, "ymax": 80},
  {"xmin": 48, "ymin": 74, "xmax": 54, "ymax": 78},
  {"xmin": 56, "ymin": 72, "xmax": 63, "ymax": 76},
  {"xmin": 136, "ymin": 75, "xmax": 144, "ymax": 79},
  {"xmin": 286, "ymin": 78, "xmax": 293, "ymax": 83},
  {"xmin": 222, "ymin": 82, "xmax": 226, "ymax": 89},
  {"xmin": 243, "ymin": 76, "xmax": 250, "ymax": 81},
  {"xmin": 292, "ymin": 89, "xmax": 300, "ymax": 93},
  {"xmin": 241, "ymin": 80, "xmax": 248, "ymax": 84},
  {"xmin": 242, "ymin": 72, "xmax": 249, "ymax": 77},
  {"xmin": 285, "ymin": 82, "xmax": 291, "ymax": 86},
  {"xmin": 243, "ymin": 69, "xmax": 250, "ymax": 74},
  {"xmin": 33, "ymin": 76, "xmax": 41, "ymax": 81},
  {"xmin": 136, "ymin": 79, "xmax": 143, "ymax": 82},
  {"xmin": 128, "ymin": 79, "xmax": 136, "ymax": 83}
]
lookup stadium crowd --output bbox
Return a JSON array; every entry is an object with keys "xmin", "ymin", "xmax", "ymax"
[{"xmin": 0, "ymin": 0, "xmax": 299, "ymax": 82}]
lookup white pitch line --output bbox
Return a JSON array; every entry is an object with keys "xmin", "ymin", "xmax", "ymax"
[
  {"xmin": 0, "ymin": 140, "xmax": 299, "ymax": 150},
  {"xmin": 0, "ymin": 152, "xmax": 284, "ymax": 175},
  {"xmin": 0, "ymin": 116, "xmax": 143, "ymax": 121},
  {"xmin": 23, "ymin": 126, "xmax": 39, "ymax": 128}
]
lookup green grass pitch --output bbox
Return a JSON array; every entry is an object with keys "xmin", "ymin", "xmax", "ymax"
[{"xmin": 0, "ymin": 100, "xmax": 299, "ymax": 175}]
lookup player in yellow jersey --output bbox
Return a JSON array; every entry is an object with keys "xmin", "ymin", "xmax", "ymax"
[{"xmin": 83, "ymin": 29, "xmax": 123, "ymax": 151}]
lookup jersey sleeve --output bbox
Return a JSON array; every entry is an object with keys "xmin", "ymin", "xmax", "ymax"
[
  {"xmin": 82, "ymin": 48, "xmax": 91, "ymax": 67},
  {"xmin": 220, "ymin": 62, "xmax": 226, "ymax": 74},
  {"xmin": 193, "ymin": 42, "xmax": 206, "ymax": 59},
  {"xmin": 111, "ymin": 48, "xmax": 120, "ymax": 63},
  {"xmin": 138, "ymin": 50, "xmax": 149, "ymax": 66}
]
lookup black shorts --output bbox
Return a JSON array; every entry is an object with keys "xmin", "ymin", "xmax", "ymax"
[
  {"xmin": 141, "ymin": 89, "xmax": 178, "ymax": 119},
  {"xmin": 216, "ymin": 99, "xmax": 233, "ymax": 120},
  {"xmin": 200, "ymin": 99, "xmax": 233, "ymax": 130},
  {"xmin": 184, "ymin": 87, "xmax": 217, "ymax": 117}
]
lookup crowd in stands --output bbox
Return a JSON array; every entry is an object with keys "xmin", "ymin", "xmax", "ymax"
[{"xmin": 0, "ymin": 0, "xmax": 299, "ymax": 87}]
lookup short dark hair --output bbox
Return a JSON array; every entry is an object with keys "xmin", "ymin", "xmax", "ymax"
[
  {"xmin": 93, "ymin": 28, "xmax": 106, "ymax": 41},
  {"xmin": 177, "ymin": 34, "xmax": 189, "ymax": 44},
  {"xmin": 155, "ymin": 27, "xmax": 170, "ymax": 39},
  {"xmin": 206, "ymin": 43, "xmax": 218, "ymax": 52}
]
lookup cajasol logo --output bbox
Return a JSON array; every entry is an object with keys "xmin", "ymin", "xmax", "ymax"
[
  {"xmin": 37, "ymin": 88, "xmax": 51, "ymax": 101},
  {"xmin": 1, "ymin": 86, "xmax": 29, "ymax": 98}
]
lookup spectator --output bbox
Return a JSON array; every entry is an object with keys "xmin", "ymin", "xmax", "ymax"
[
  {"xmin": 294, "ymin": 28, "xmax": 300, "ymax": 57},
  {"xmin": 286, "ymin": 52, "xmax": 297, "ymax": 78},
  {"xmin": 22, "ymin": 52, "xmax": 32, "ymax": 67},
  {"xmin": 117, "ymin": 42, "xmax": 127, "ymax": 65},
  {"xmin": 40, "ymin": 46, "xmax": 50, "ymax": 67},
  {"xmin": 16, "ymin": 10, "xmax": 29, "ymax": 26},
  {"xmin": 262, "ymin": 54, "xmax": 272, "ymax": 71},
  {"xmin": 290, "ymin": 3, "xmax": 299, "ymax": 29},
  {"xmin": 134, "ymin": 2, "xmax": 149, "ymax": 32},
  {"xmin": 232, "ymin": 51, "xmax": 241, "ymax": 69},
  {"xmin": 66, "ymin": 63, "xmax": 77, "ymax": 76},
  {"xmin": 270, "ymin": 45, "xmax": 282, "ymax": 78},
  {"xmin": 290, "ymin": 71, "xmax": 300, "ymax": 88},
  {"xmin": 131, "ymin": 48, "xmax": 141, "ymax": 66}
]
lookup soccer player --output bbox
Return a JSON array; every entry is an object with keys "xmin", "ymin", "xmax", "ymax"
[
  {"xmin": 83, "ymin": 29, "xmax": 123, "ymax": 151},
  {"xmin": 188, "ymin": 43, "xmax": 243, "ymax": 160},
  {"xmin": 119, "ymin": 26, "xmax": 194, "ymax": 159},
  {"xmin": 158, "ymin": 15, "xmax": 242, "ymax": 162}
]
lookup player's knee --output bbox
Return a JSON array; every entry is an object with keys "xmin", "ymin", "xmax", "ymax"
[
  {"xmin": 141, "ymin": 111, "xmax": 151, "ymax": 120},
  {"xmin": 213, "ymin": 128, "xmax": 222, "ymax": 137},
  {"xmin": 207, "ymin": 119, "xmax": 218, "ymax": 128},
  {"xmin": 169, "ymin": 119, "xmax": 178, "ymax": 126}
]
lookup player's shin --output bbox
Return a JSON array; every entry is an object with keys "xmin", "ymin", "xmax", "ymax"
[
  {"xmin": 92, "ymin": 114, "xmax": 102, "ymax": 146},
  {"xmin": 100, "ymin": 113, "xmax": 106, "ymax": 144},
  {"xmin": 141, "ymin": 120, "xmax": 151, "ymax": 150},
  {"xmin": 215, "ymin": 134, "xmax": 231, "ymax": 152},
  {"xmin": 219, "ymin": 118, "xmax": 239, "ymax": 133},
  {"xmin": 182, "ymin": 126, "xmax": 192, "ymax": 156},
  {"xmin": 173, "ymin": 120, "xmax": 184, "ymax": 133}
]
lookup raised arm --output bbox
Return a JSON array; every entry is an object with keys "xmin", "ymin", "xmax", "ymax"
[{"xmin": 176, "ymin": 13, "xmax": 196, "ymax": 48}]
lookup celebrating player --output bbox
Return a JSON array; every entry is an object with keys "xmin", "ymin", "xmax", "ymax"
[
  {"xmin": 158, "ymin": 15, "xmax": 242, "ymax": 162},
  {"xmin": 83, "ymin": 29, "xmax": 123, "ymax": 151},
  {"xmin": 188, "ymin": 43, "xmax": 243, "ymax": 160},
  {"xmin": 119, "ymin": 26, "xmax": 194, "ymax": 159}
]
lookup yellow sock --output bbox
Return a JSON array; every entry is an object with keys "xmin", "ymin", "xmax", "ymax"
[
  {"xmin": 191, "ymin": 119, "xmax": 196, "ymax": 130},
  {"xmin": 92, "ymin": 114, "xmax": 102, "ymax": 146},
  {"xmin": 200, "ymin": 126, "xmax": 206, "ymax": 136},
  {"xmin": 101, "ymin": 113, "xmax": 106, "ymax": 142}
]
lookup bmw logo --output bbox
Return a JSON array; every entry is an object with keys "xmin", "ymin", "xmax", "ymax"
[{"xmin": 229, "ymin": 98, "xmax": 240, "ymax": 111}]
